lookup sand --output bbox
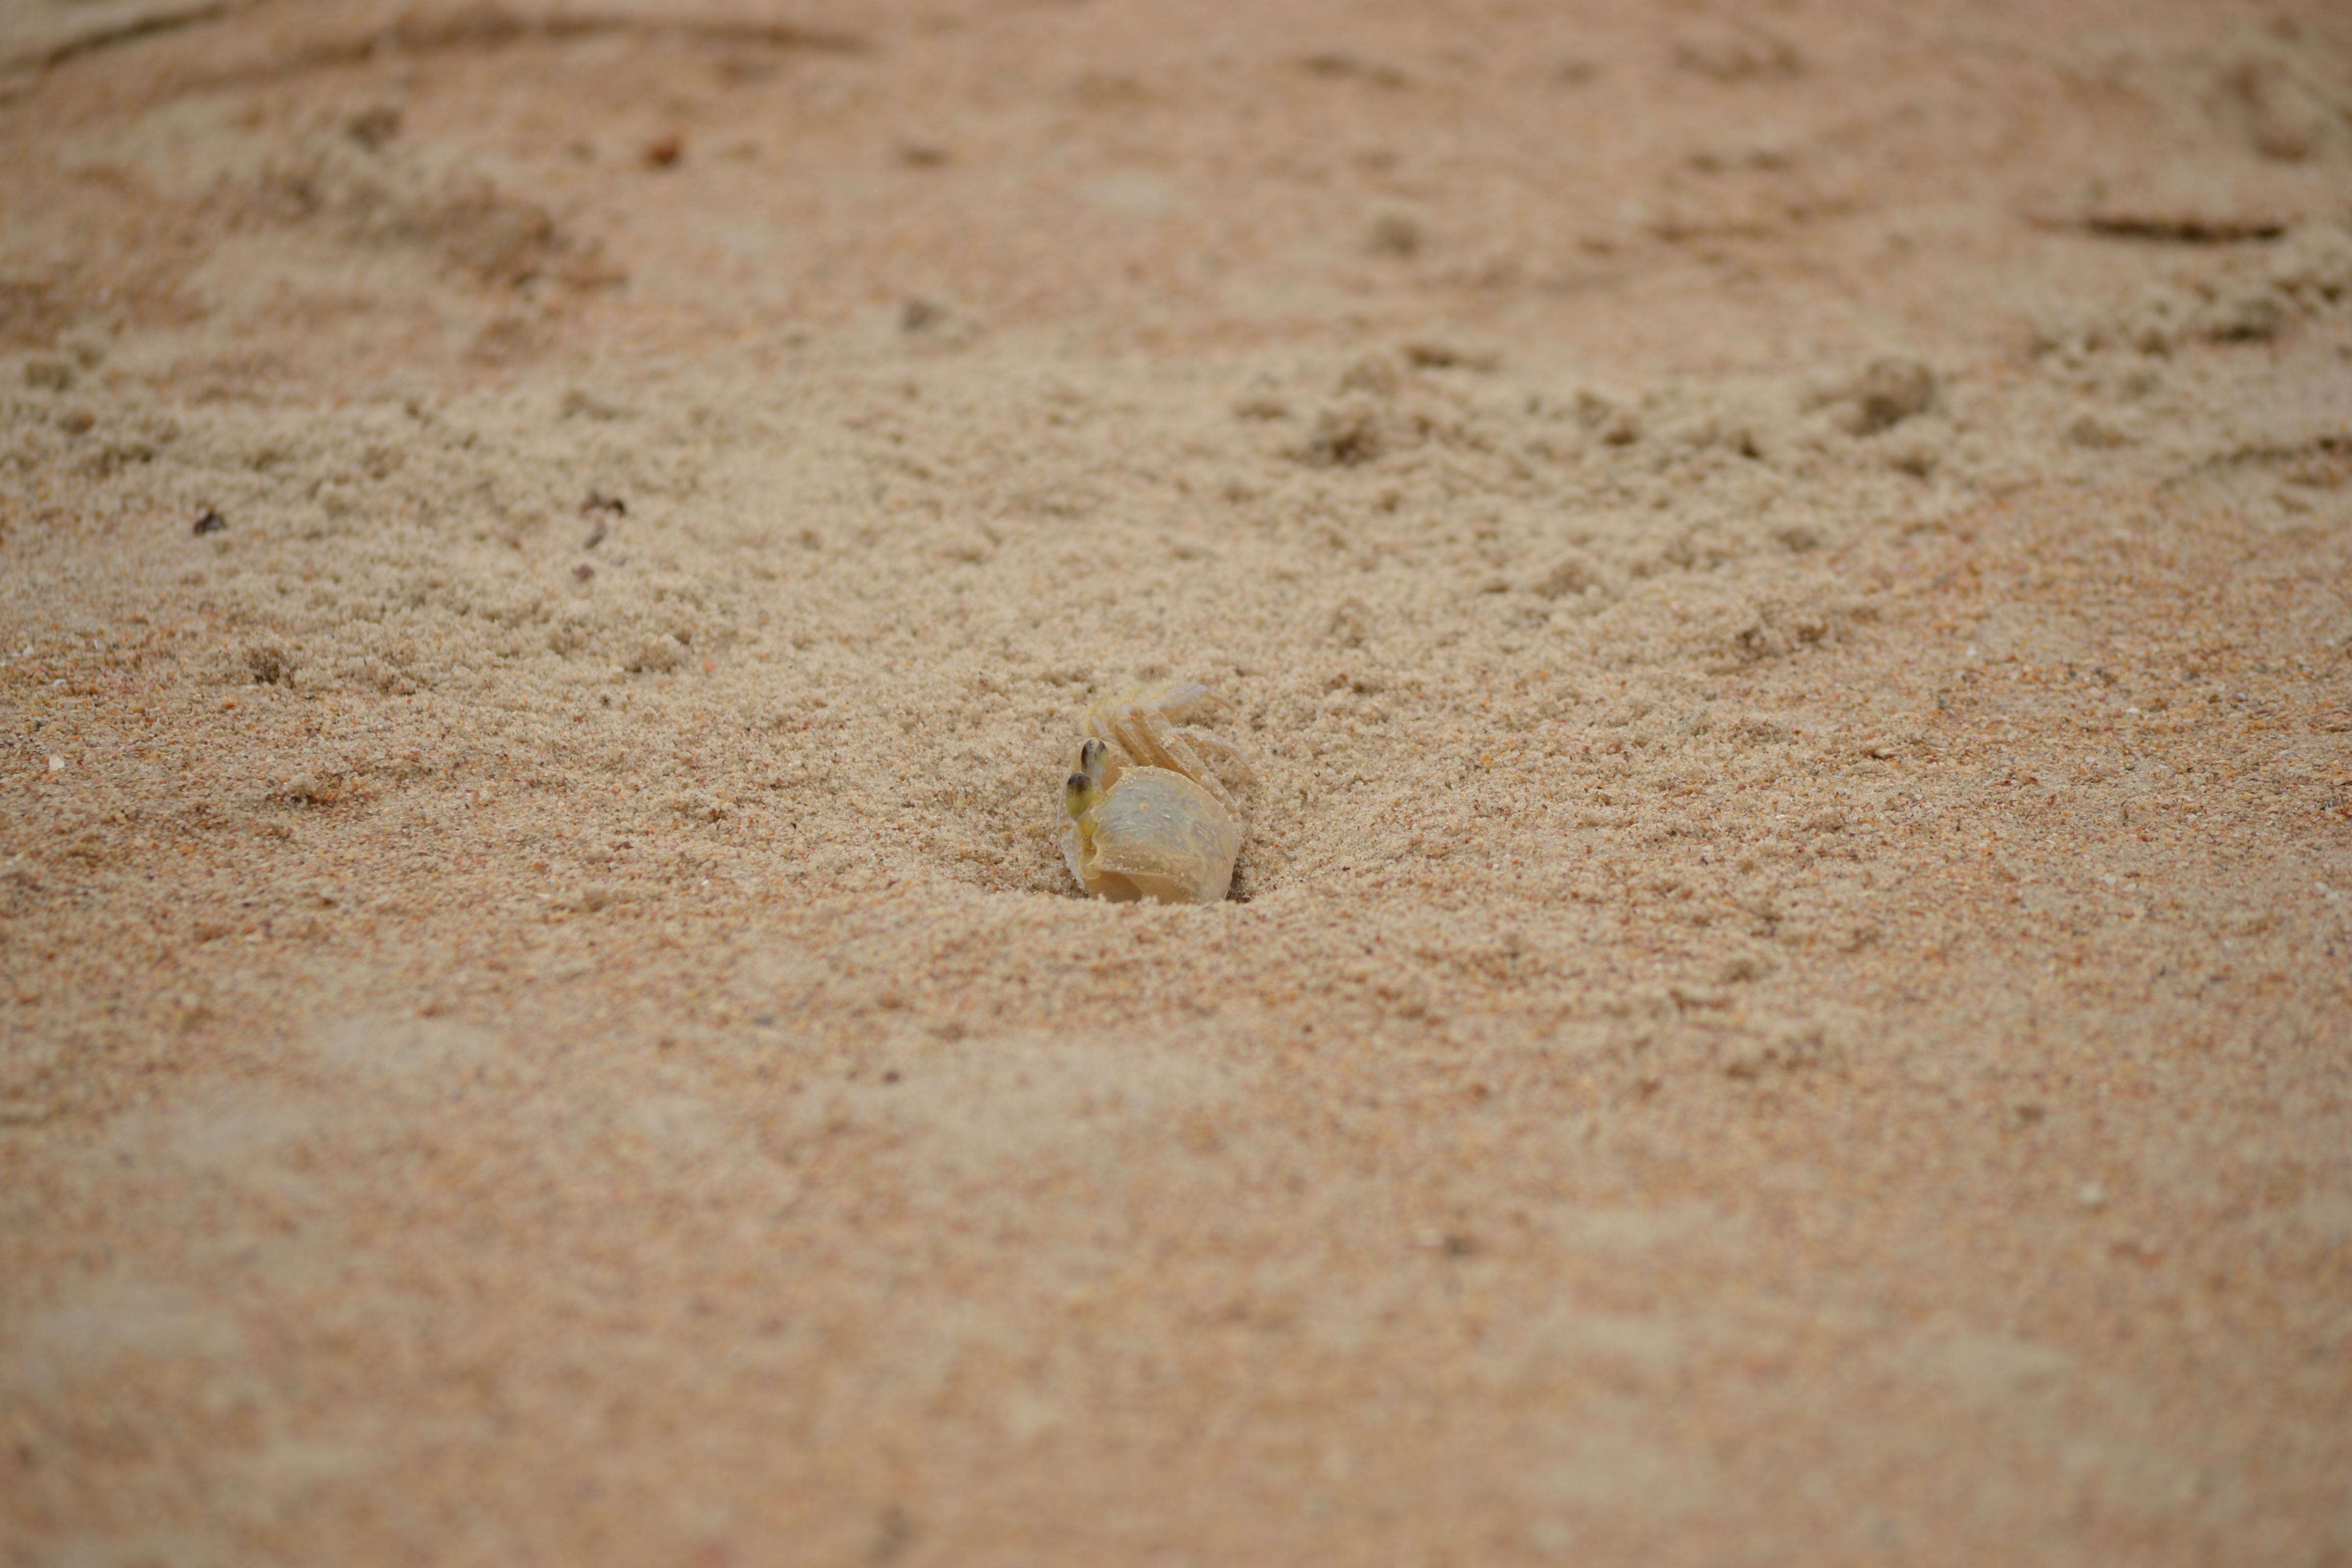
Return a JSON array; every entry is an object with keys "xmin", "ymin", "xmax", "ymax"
[{"xmin": 2, "ymin": 1, "xmax": 2349, "ymax": 1563}]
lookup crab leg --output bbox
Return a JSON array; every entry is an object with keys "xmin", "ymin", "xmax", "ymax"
[
  {"xmin": 1088, "ymin": 702, "xmax": 1164, "ymax": 773},
  {"xmin": 1139, "ymin": 681, "xmax": 1222, "ymax": 726},
  {"xmin": 1140, "ymin": 685, "xmax": 1254, "ymax": 786},
  {"xmin": 1172, "ymin": 726, "xmax": 1256, "ymax": 788},
  {"xmin": 1127, "ymin": 706, "xmax": 1241, "ymax": 818}
]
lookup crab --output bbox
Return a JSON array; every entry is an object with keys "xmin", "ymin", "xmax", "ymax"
[{"xmin": 1059, "ymin": 681, "xmax": 1255, "ymax": 904}]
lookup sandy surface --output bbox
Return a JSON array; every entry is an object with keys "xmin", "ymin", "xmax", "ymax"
[{"xmin": 3, "ymin": 1, "xmax": 2350, "ymax": 1563}]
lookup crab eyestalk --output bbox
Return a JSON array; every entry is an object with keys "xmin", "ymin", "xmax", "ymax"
[{"xmin": 1064, "ymin": 738, "xmax": 1107, "ymax": 822}]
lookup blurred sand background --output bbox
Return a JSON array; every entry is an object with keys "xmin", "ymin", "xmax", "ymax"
[{"xmin": 3, "ymin": 1, "xmax": 2350, "ymax": 1562}]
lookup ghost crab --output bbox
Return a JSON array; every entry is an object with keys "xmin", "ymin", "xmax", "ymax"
[{"xmin": 1059, "ymin": 681, "xmax": 1256, "ymax": 904}]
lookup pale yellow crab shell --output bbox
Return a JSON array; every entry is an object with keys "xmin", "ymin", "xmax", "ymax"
[{"xmin": 1060, "ymin": 765, "xmax": 1242, "ymax": 905}]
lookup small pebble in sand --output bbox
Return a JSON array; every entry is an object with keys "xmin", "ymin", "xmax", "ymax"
[
  {"xmin": 1841, "ymin": 356, "xmax": 1937, "ymax": 435},
  {"xmin": 1367, "ymin": 210, "xmax": 1424, "ymax": 257}
]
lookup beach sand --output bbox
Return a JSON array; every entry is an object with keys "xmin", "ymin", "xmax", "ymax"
[{"xmin": 3, "ymin": 2, "xmax": 2349, "ymax": 1562}]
